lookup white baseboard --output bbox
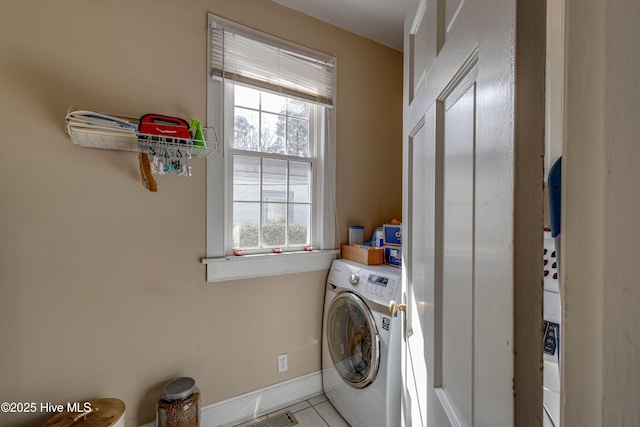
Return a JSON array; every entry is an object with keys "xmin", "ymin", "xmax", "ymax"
[{"xmin": 140, "ymin": 371, "xmax": 323, "ymax": 427}]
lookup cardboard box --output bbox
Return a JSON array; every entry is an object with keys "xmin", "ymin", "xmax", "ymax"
[
  {"xmin": 383, "ymin": 223, "xmax": 402, "ymax": 246},
  {"xmin": 341, "ymin": 244, "xmax": 384, "ymax": 265},
  {"xmin": 384, "ymin": 246, "xmax": 402, "ymax": 268}
]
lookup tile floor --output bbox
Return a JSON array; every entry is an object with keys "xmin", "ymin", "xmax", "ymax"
[{"xmin": 230, "ymin": 394, "xmax": 349, "ymax": 427}]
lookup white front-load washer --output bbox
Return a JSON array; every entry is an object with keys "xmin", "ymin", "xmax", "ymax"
[
  {"xmin": 322, "ymin": 259, "xmax": 402, "ymax": 427},
  {"xmin": 543, "ymin": 229, "xmax": 561, "ymax": 426}
]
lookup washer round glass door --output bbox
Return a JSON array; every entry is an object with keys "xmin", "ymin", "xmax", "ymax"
[{"xmin": 326, "ymin": 291, "xmax": 380, "ymax": 388}]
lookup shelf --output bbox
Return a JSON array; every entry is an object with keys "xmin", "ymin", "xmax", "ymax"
[
  {"xmin": 65, "ymin": 109, "xmax": 219, "ymax": 158},
  {"xmin": 67, "ymin": 126, "xmax": 218, "ymax": 158}
]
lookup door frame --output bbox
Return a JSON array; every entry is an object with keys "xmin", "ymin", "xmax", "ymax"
[{"xmin": 512, "ymin": 1, "xmax": 547, "ymax": 423}]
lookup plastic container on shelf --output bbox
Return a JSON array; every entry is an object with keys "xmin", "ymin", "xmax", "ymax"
[
  {"xmin": 348, "ymin": 226, "xmax": 365, "ymax": 246},
  {"xmin": 156, "ymin": 377, "xmax": 201, "ymax": 427},
  {"xmin": 372, "ymin": 226, "xmax": 384, "ymax": 247}
]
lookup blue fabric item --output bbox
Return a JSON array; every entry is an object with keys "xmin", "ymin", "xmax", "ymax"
[{"xmin": 548, "ymin": 157, "xmax": 562, "ymax": 237}]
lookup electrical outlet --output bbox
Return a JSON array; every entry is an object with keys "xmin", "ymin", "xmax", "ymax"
[{"xmin": 278, "ymin": 353, "xmax": 288, "ymax": 373}]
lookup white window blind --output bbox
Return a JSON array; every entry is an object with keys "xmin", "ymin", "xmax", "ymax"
[{"xmin": 210, "ymin": 18, "xmax": 335, "ymax": 107}]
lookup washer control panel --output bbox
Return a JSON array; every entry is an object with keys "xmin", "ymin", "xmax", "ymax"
[
  {"xmin": 365, "ymin": 273, "xmax": 398, "ymax": 299},
  {"xmin": 327, "ymin": 260, "xmax": 401, "ymax": 305}
]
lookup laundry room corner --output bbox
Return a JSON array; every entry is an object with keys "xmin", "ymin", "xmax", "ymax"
[{"xmin": 0, "ymin": 1, "xmax": 402, "ymax": 427}]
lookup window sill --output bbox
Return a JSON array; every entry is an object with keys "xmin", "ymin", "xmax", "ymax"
[{"xmin": 201, "ymin": 250, "xmax": 339, "ymax": 282}]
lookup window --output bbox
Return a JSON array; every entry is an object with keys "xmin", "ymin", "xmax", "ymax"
[
  {"xmin": 231, "ymin": 85, "xmax": 315, "ymax": 251},
  {"xmin": 204, "ymin": 15, "xmax": 337, "ymax": 282}
]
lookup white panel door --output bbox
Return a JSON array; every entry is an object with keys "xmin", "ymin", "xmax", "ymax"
[{"xmin": 401, "ymin": 0, "xmax": 544, "ymax": 425}]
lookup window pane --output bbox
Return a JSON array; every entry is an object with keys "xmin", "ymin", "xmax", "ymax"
[
  {"xmin": 233, "ymin": 202, "xmax": 260, "ymax": 248},
  {"xmin": 289, "ymin": 204, "xmax": 310, "ymax": 246},
  {"xmin": 261, "ymin": 112, "xmax": 285, "ymax": 154},
  {"xmin": 235, "ymin": 85, "xmax": 260, "ymax": 109},
  {"xmin": 289, "ymin": 161, "xmax": 311, "ymax": 203},
  {"xmin": 262, "ymin": 158, "xmax": 287, "ymax": 202},
  {"xmin": 287, "ymin": 117, "xmax": 309, "ymax": 156},
  {"xmin": 262, "ymin": 91, "xmax": 287, "ymax": 114},
  {"xmin": 234, "ymin": 107, "xmax": 259, "ymax": 150},
  {"xmin": 229, "ymin": 87, "xmax": 318, "ymax": 252},
  {"xmin": 233, "ymin": 155, "xmax": 260, "ymax": 201},
  {"xmin": 288, "ymin": 98, "xmax": 309, "ymax": 118},
  {"xmin": 262, "ymin": 203, "xmax": 287, "ymax": 247}
]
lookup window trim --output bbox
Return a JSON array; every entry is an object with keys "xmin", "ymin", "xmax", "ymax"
[
  {"xmin": 203, "ymin": 14, "xmax": 337, "ymax": 282},
  {"xmin": 201, "ymin": 250, "xmax": 339, "ymax": 282}
]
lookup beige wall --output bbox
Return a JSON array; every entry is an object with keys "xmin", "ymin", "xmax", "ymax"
[
  {"xmin": 0, "ymin": 1, "xmax": 402, "ymax": 426},
  {"xmin": 563, "ymin": 0, "xmax": 640, "ymax": 425}
]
